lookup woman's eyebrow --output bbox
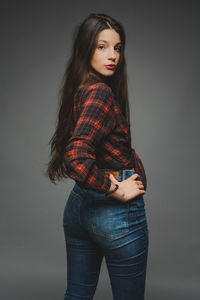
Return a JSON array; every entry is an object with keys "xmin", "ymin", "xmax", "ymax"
[{"xmin": 98, "ymin": 39, "xmax": 121, "ymax": 45}]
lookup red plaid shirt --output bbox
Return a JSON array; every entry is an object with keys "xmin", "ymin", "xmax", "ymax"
[{"xmin": 64, "ymin": 75, "xmax": 147, "ymax": 193}]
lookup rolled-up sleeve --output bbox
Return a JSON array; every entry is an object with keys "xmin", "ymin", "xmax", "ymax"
[{"xmin": 64, "ymin": 83, "xmax": 116, "ymax": 193}]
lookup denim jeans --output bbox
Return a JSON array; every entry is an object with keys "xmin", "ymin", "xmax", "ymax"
[{"xmin": 63, "ymin": 169, "xmax": 149, "ymax": 300}]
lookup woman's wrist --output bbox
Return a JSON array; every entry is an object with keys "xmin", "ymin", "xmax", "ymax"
[
  {"xmin": 107, "ymin": 182, "xmax": 117, "ymax": 193},
  {"xmin": 105, "ymin": 183, "xmax": 119, "ymax": 195},
  {"xmin": 114, "ymin": 185, "xmax": 125, "ymax": 198},
  {"xmin": 106, "ymin": 182, "xmax": 125, "ymax": 198}
]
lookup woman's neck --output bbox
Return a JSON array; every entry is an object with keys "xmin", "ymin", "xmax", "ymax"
[{"xmin": 89, "ymin": 70, "xmax": 105, "ymax": 82}]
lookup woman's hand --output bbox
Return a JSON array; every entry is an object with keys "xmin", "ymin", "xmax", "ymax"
[{"xmin": 108, "ymin": 173, "xmax": 145, "ymax": 202}]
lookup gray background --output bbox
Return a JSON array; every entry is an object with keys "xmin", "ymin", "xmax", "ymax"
[{"xmin": 1, "ymin": 0, "xmax": 200, "ymax": 299}]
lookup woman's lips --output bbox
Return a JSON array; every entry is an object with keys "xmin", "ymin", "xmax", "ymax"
[{"xmin": 105, "ymin": 65, "xmax": 116, "ymax": 70}]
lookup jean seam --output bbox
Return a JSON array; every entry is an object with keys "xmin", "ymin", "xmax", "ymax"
[
  {"xmin": 63, "ymin": 190, "xmax": 84, "ymax": 227},
  {"xmin": 79, "ymin": 189, "xmax": 89, "ymax": 226},
  {"xmin": 64, "ymin": 191, "xmax": 78, "ymax": 222},
  {"xmin": 71, "ymin": 190, "xmax": 82, "ymax": 198}
]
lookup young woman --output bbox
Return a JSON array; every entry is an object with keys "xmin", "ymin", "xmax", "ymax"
[{"xmin": 47, "ymin": 13, "xmax": 149, "ymax": 300}]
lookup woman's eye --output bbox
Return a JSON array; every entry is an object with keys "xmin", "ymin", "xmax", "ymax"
[
  {"xmin": 97, "ymin": 45, "xmax": 105, "ymax": 50},
  {"xmin": 97, "ymin": 45, "xmax": 121, "ymax": 52},
  {"xmin": 115, "ymin": 47, "xmax": 121, "ymax": 52}
]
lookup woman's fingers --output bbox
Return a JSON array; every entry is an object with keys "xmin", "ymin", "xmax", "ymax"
[
  {"xmin": 109, "ymin": 173, "xmax": 119, "ymax": 184},
  {"xmin": 131, "ymin": 173, "xmax": 140, "ymax": 180},
  {"xmin": 110, "ymin": 173, "xmax": 146, "ymax": 202},
  {"xmin": 137, "ymin": 184, "xmax": 145, "ymax": 190},
  {"xmin": 140, "ymin": 190, "xmax": 146, "ymax": 195},
  {"xmin": 136, "ymin": 180, "xmax": 143, "ymax": 185},
  {"xmin": 128, "ymin": 173, "xmax": 145, "ymax": 192}
]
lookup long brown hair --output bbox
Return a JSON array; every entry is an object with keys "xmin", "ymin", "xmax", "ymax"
[{"xmin": 46, "ymin": 13, "xmax": 130, "ymax": 183}]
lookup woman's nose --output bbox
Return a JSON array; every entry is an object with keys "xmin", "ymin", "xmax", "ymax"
[{"xmin": 108, "ymin": 48, "xmax": 117, "ymax": 60}]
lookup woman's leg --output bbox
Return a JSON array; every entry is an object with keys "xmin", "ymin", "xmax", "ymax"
[
  {"xmin": 85, "ymin": 187, "xmax": 149, "ymax": 300},
  {"xmin": 63, "ymin": 187, "xmax": 103, "ymax": 300},
  {"xmin": 104, "ymin": 225, "xmax": 148, "ymax": 300}
]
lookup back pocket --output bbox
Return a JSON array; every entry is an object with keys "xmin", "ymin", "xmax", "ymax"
[{"xmin": 90, "ymin": 196, "xmax": 130, "ymax": 239}]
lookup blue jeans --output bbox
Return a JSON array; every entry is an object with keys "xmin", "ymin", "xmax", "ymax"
[{"xmin": 63, "ymin": 170, "xmax": 149, "ymax": 300}]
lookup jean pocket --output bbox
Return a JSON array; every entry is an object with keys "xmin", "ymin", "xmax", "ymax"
[{"xmin": 90, "ymin": 196, "xmax": 130, "ymax": 239}]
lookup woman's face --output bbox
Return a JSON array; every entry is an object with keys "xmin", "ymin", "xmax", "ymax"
[{"xmin": 90, "ymin": 29, "xmax": 121, "ymax": 77}]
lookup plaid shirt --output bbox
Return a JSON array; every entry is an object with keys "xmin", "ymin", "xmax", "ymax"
[{"xmin": 64, "ymin": 75, "xmax": 147, "ymax": 193}]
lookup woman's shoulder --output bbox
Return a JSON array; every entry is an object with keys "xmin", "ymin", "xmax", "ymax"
[{"xmin": 76, "ymin": 75, "xmax": 114, "ymax": 102}]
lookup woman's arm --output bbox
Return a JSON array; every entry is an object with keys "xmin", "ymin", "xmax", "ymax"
[{"xmin": 64, "ymin": 82, "xmax": 116, "ymax": 193}]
